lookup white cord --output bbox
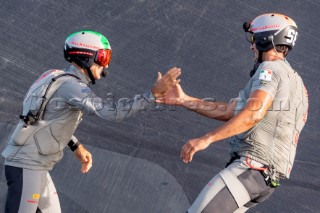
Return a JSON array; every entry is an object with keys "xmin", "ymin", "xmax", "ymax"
[{"xmin": 271, "ymin": 36, "xmax": 284, "ymax": 60}]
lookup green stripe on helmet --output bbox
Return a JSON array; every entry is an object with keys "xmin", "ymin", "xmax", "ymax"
[{"xmin": 66, "ymin": 30, "xmax": 111, "ymax": 50}]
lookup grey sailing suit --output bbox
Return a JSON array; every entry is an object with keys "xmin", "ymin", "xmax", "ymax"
[
  {"xmin": 188, "ymin": 60, "xmax": 308, "ymax": 213},
  {"xmin": 231, "ymin": 59, "xmax": 308, "ymax": 179},
  {"xmin": 2, "ymin": 65, "xmax": 155, "ymax": 213}
]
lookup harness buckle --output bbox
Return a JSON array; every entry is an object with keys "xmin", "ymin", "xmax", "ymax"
[
  {"xmin": 19, "ymin": 111, "xmax": 38, "ymax": 127},
  {"xmin": 261, "ymin": 170, "xmax": 280, "ymax": 188}
]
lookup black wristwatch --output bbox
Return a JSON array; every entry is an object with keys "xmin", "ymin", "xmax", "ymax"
[{"xmin": 68, "ymin": 139, "xmax": 80, "ymax": 152}]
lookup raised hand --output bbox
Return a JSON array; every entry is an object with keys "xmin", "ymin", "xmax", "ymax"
[
  {"xmin": 151, "ymin": 67, "xmax": 181, "ymax": 99},
  {"xmin": 156, "ymin": 83, "xmax": 186, "ymax": 105}
]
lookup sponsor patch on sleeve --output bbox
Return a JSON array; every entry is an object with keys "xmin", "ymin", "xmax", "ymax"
[
  {"xmin": 81, "ymin": 88, "xmax": 91, "ymax": 93},
  {"xmin": 259, "ymin": 68, "xmax": 273, "ymax": 82},
  {"xmin": 79, "ymin": 82, "xmax": 91, "ymax": 93}
]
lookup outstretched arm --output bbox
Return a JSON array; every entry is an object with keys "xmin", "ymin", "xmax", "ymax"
[
  {"xmin": 158, "ymin": 84, "xmax": 237, "ymax": 121},
  {"xmin": 60, "ymin": 67, "xmax": 181, "ymax": 122}
]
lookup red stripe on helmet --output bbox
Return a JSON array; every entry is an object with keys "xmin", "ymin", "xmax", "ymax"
[{"xmin": 69, "ymin": 51, "xmax": 94, "ymax": 56}]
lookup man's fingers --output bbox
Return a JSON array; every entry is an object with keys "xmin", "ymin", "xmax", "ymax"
[
  {"xmin": 189, "ymin": 150, "xmax": 195, "ymax": 162},
  {"xmin": 181, "ymin": 144, "xmax": 189, "ymax": 163},
  {"xmin": 80, "ymin": 152, "xmax": 92, "ymax": 173},
  {"xmin": 83, "ymin": 153, "xmax": 92, "ymax": 165},
  {"xmin": 181, "ymin": 141, "xmax": 197, "ymax": 163},
  {"xmin": 81, "ymin": 165, "xmax": 87, "ymax": 173},
  {"xmin": 157, "ymin": 67, "xmax": 181, "ymax": 85},
  {"xmin": 73, "ymin": 145, "xmax": 93, "ymax": 173},
  {"xmin": 87, "ymin": 154, "xmax": 92, "ymax": 164},
  {"xmin": 81, "ymin": 159, "xmax": 92, "ymax": 173},
  {"xmin": 167, "ymin": 69, "xmax": 181, "ymax": 86},
  {"xmin": 81, "ymin": 164, "xmax": 91, "ymax": 173},
  {"xmin": 167, "ymin": 67, "xmax": 179, "ymax": 74},
  {"xmin": 165, "ymin": 67, "xmax": 181, "ymax": 78},
  {"xmin": 171, "ymin": 68, "xmax": 182, "ymax": 78},
  {"xmin": 173, "ymin": 79, "xmax": 181, "ymax": 85},
  {"xmin": 168, "ymin": 70, "xmax": 181, "ymax": 81},
  {"xmin": 81, "ymin": 155, "xmax": 88, "ymax": 162},
  {"xmin": 185, "ymin": 147, "xmax": 192, "ymax": 163},
  {"xmin": 155, "ymin": 97, "xmax": 165, "ymax": 103},
  {"xmin": 157, "ymin": 72, "xmax": 162, "ymax": 81}
]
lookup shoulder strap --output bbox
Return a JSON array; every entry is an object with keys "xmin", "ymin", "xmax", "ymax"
[{"xmin": 20, "ymin": 73, "xmax": 80, "ymax": 126}]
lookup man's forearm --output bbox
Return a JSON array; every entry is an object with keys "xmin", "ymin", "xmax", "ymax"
[{"xmin": 181, "ymin": 97, "xmax": 236, "ymax": 121}]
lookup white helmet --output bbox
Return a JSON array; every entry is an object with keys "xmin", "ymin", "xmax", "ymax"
[
  {"xmin": 243, "ymin": 13, "xmax": 298, "ymax": 52},
  {"xmin": 64, "ymin": 30, "xmax": 112, "ymax": 68}
]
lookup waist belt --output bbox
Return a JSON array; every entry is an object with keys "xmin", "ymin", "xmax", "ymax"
[
  {"xmin": 240, "ymin": 156, "xmax": 280, "ymax": 188},
  {"xmin": 226, "ymin": 155, "xmax": 280, "ymax": 188},
  {"xmin": 241, "ymin": 157, "xmax": 267, "ymax": 171}
]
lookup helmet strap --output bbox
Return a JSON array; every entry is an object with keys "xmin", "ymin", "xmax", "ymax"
[
  {"xmin": 258, "ymin": 51, "xmax": 263, "ymax": 63},
  {"xmin": 85, "ymin": 67, "xmax": 96, "ymax": 85},
  {"xmin": 101, "ymin": 69, "xmax": 108, "ymax": 77},
  {"xmin": 271, "ymin": 37, "xmax": 285, "ymax": 60},
  {"xmin": 250, "ymin": 61, "xmax": 260, "ymax": 77},
  {"xmin": 250, "ymin": 51, "xmax": 263, "ymax": 77}
]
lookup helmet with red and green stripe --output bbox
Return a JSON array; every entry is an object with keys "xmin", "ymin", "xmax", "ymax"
[{"xmin": 64, "ymin": 30, "xmax": 112, "ymax": 68}]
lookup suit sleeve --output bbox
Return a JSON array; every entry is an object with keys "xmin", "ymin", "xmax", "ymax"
[
  {"xmin": 251, "ymin": 63, "xmax": 281, "ymax": 98},
  {"xmin": 58, "ymin": 79, "xmax": 155, "ymax": 122}
]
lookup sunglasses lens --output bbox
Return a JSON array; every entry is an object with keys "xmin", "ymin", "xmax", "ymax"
[{"xmin": 95, "ymin": 49, "xmax": 112, "ymax": 67}]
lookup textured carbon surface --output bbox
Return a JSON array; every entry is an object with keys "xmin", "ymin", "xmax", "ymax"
[{"xmin": 0, "ymin": 1, "xmax": 319, "ymax": 212}]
